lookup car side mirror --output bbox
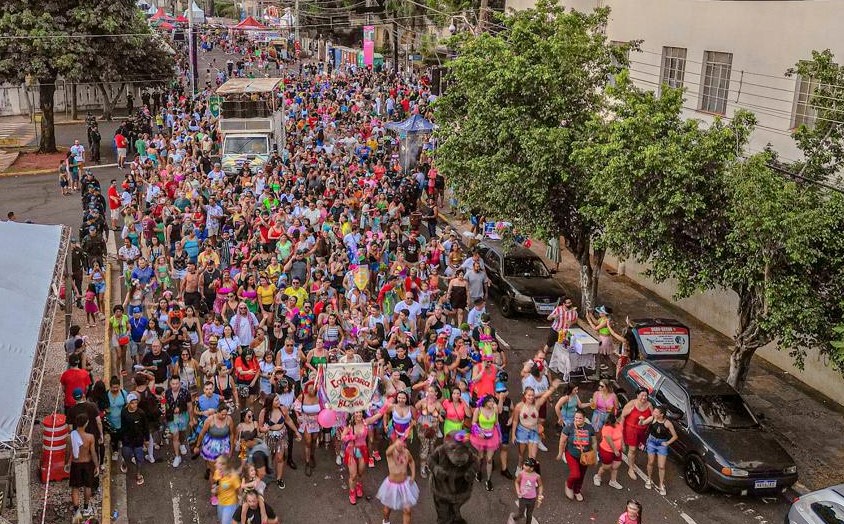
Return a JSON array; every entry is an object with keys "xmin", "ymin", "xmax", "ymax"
[{"xmin": 666, "ymin": 409, "xmax": 682, "ymax": 421}]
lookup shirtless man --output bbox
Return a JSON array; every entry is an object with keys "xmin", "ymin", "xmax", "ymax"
[
  {"xmin": 377, "ymin": 439, "xmax": 419, "ymax": 524},
  {"xmin": 181, "ymin": 262, "xmax": 201, "ymax": 309},
  {"xmin": 65, "ymin": 413, "xmax": 99, "ymax": 517}
]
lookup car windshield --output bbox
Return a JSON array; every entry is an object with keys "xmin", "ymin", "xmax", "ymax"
[
  {"xmin": 223, "ymin": 137, "xmax": 268, "ymax": 155},
  {"xmin": 690, "ymin": 394, "xmax": 758, "ymax": 429},
  {"xmin": 503, "ymin": 257, "xmax": 550, "ymax": 278}
]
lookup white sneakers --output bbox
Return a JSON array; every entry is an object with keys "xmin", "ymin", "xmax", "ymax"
[
  {"xmin": 537, "ymin": 441, "xmax": 548, "ymax": 452},
  {"xmin": 172, "ymin": 456, "xmax": 182, "ymax": 468},
  {"xmin": 179, "ymin": 444, "xmax": 188, "ymax": 456},
  {"xmin": 608, "ymin": 480, "xmax": 623, "ymax": 490},
  {"xmin": 593, "ymin": 474, "xmax": 601, "ymax": 486}
]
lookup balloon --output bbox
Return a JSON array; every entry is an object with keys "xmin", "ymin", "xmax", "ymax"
[
  {"xmin": 317, "ymin": 409, "xmax": 337, "ymax": 429},
  {"xmin": 354, "ymin": 265, "xmax": 370, "ymax": 291}
]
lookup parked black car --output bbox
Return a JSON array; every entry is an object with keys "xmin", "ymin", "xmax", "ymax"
[
  {"xmin": 476, "ymin": 241, "xmax": 568, "ymax": 317},
  {"xmin": 616, "ymin": 359, "xmax": 798, "ymax": 494}
]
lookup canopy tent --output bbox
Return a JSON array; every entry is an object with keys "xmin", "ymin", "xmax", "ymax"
[
  {"xmin": 385, "ymin": 115, "xmax": 435, "ymax": 170},
  {"xmin": 279, "ymin": 8, "xmax": 296, "ymax": 28},
  {"xmin": 0, "ymin": 221, "xmax": 65, "ymax": 443},
  {"xmin": 150, "ymin": 7, "xmax": 174, "ymax": 21},
  {"xmin": 187, "ymin": 0, "xmax": 205, "ymax": 24},
  {"xmin": 175, "ymin": 14, "xmax": 188, "ymax": 23},
  {"xmin": 159, "ymin": 21, "xmax": 175, "ymax": 30},
  {"xmin": 232, "ymin": 16, "xmax": 268, "ymax": 30},
  {"xmin": 0, "ymin": 221, "xmax": 67, "ymax": 524},
  {"xmin": 385, "ymin": 114, "xmax": 435, "ymax": 134}
]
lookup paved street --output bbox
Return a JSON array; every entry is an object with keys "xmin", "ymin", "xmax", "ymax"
[
  {"xmin": 0, "ymin": 169, "xmax": 794, "ymax": 524},
  {"xmin": 2, "ymin": 31, "xmax": 819, "ymax": 524}
]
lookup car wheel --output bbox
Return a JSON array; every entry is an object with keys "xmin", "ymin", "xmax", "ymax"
[
  {"xmin": 500, "ymin": 295, "xmax": 515, "ymax": 318},
  {"xmin": 684, "ymin": 454, "xmax": 709, "ymax": 493}
]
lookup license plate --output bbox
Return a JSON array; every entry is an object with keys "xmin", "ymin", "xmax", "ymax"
[
  {"xmin": 754, "ymin": 480, "xmax": 777, "ymax": 489},
  {"xmin": 536, "ymin": 305, "xmax": 555, "ymax": 313}
]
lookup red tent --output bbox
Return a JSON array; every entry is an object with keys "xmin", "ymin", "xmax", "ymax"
[
  {"xmin": 150, "ymin": 7, "xmax": 174, "ymax": 21},
  {"xmin": 232, "ymin": 16, "xmax": 268, "ymax": 30},
  {"xmin": 175, "ymin": 15, "xmax": 189, "ymax": 23},
  {"xmin": 159, "ymin": 22, "xmax": 175, "ymax": 30}
]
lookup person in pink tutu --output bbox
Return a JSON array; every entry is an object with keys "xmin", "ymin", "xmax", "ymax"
[
  {"xmin": 470, "ymin": 394, "xmax": 503, "ymax": 491},
  {"xmin": 377, "ymin": 438, "xmax": 419, "ymax": 524}
]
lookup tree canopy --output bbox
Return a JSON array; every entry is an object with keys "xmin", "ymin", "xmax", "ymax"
[
  {"xmin": 434, "ymin": 0, "xmax": 632, "ymax": 310},
  {"xmin": 0, "ymin": 0, "xmax": 175, "ymax": 151},
  {"xmin": 579, "ymin": 76, "xmax": 844, "ymax": 389}
]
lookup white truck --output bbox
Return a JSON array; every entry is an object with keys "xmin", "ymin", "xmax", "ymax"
[{"xmin": 216, "ymin": 78, "xmax": 286, "ymax": 174}]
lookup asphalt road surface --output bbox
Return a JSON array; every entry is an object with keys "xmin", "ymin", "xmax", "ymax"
[{"xmin": 0, "ymin": 49, "xmax": 793, "ymax": 524}]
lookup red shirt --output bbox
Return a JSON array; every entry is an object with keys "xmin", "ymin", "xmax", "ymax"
[
  {"xmin": 107, "ymin": 185, "xmax": 121, "ymax": 210},
  {"xmin": 115, "ymin": 133, "xmax": 128, "ymax": 149},
  {"xmin": 60, "ymin": 368, "xmax": 91, "ymax": 408}
]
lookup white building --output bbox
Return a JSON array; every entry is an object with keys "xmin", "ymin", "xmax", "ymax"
[
  {"xmin": 505, "ymin": 0, "xmax": 844, "ymax": 163},
  {"xmin": 504, "ymin": 0, "xmax": 844, "ymax": 404}
]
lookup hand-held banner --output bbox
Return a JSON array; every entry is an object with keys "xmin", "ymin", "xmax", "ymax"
[{"xmin": 324, "ymin": 363, "xmax": 376, "ymax": 412}]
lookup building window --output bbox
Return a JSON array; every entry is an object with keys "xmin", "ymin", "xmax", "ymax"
[
  {"xmin": 660, "ymin": 46, "xmax": 687, "ymax": 91},
  {"xmin": 792, "ymin": 75, "xmax": 818, "ymax": 128},
  {"xmin": 699, "ymin": 51, "xmax": 733, "ymax": 115}
]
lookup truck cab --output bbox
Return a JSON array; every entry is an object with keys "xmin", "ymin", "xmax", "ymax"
[{"xmin": 215, "ymin": 78, "xmax": 286, "ymax": 174}]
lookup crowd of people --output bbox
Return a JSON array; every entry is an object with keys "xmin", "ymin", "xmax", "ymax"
[{"xmin": 56, "ymin": 28, "xmax": 658, "ymax": 524}]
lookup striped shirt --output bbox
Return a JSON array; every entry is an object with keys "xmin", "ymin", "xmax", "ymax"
[{"xmin": 550, "ymin": 306, "xmax": 578, "ymax": 332}]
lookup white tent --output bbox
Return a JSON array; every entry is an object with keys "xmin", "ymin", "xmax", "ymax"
[
  {"xmin": 0, "ymin": 221, "xmax": 67, "ymax": 524},
  {"xmin": 279, "ymin": 7, "xmax": 296, "ymax": 29},
  {"xmin": 186, "ymin": 0, "xmax": 205, "ymax": 24}
]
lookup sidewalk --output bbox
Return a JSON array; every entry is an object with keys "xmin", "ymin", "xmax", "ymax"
[{"xmin": 440, "ymin": 209, "xmax": 844, "ymax": 491}]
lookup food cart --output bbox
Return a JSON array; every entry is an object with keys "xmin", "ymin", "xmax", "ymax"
[
  {"xmin": 548, "ymin": 317, "xmax": 690, "ymax": 382},
  {"xmin": 548, "ymin": 327, "xmax": 600, "ymax": 382}
]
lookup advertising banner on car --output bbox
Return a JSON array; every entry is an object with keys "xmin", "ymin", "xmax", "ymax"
[
  {"xmin": 324, "ymin": 363, "xmax": 376, "ymax": 412},
  {"xmin": 634, "ymin": 323, "xmax": 690, "ymax": 360}
]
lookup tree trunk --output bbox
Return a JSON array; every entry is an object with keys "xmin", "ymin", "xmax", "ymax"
[
  {"xmin": 590, "ymin": 246, "xmax": 606, "ymax": 308},
  {"xmin": 572, "ymin": 234, "xmax": 602, "ymax": 313},
  {"xmin": 726, "ymin": 286, "xmax": 771, "ymax": 391},
  {"xmin": 98, "ymin": 84, "xmax": 113, "ymax": 121},
  {"xmin": 110, "ymin": 83, "xmax": 127, "ymax": 118},
  {"xmin": 70, "ymin": 84, "xmax": 78, "ymax": 121},
  {"xmin": 38, "ymin": 79, "xmax": 58, "ymax": 153}
]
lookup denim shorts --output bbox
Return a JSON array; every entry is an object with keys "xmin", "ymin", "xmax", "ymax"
[
  {"xmin": 515, "ymin": 425, "xmax": 540, "ymax": 444},
  {"xmin": 646, "ymin": 435, "xmax": 669, "ymax": 456}
]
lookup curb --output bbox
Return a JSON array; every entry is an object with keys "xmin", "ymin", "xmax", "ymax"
[{"xmin": 0, "ymin": 168, "xmax": 56, "ymax": 177}]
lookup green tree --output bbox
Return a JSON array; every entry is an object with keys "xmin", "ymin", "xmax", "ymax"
[
  {"xmin": 0, "ymin": 0, "xmax": 175, "ymax": 152},
  {"xmin": 0, "ymin": 2, "xmax": 82, "ymax": 152},
  {"xmin": 434, "ymin": 0, "xmax": 631, "ymax": 311},
  {"xmin": 70, "ymin": 0, "xmax": 176, "ymax": 120},
  {"xmin": 579, "ymin": 78, "xmax": 844, "ymax": 390},
  {"xmin": 787, "ymin": 49, "xmax": 844, "ymax": 185}
]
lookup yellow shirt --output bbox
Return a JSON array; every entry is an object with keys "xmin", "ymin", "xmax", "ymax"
[
  {"xmin": 257, "ymin": 284, "xmax": 277, "ymax": 305},
  {"xmin": 197, "ymin": 251, "xmax": 220, "ymax": 267},
  {"xmin": 283, "ymin": 286, "xmax": 309, "ymax": 308},
  {"xmin": 266, "ymin": 263, "xmax": 282, "ymax": 280},
  {"xmin": 213, "ymin": 471, "xmax": 241, "ymax": 506}
]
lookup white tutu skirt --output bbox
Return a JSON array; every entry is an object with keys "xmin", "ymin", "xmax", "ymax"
[{"xmin": 377, "ymin": 477, "xmax": 420, "ymax": 510}]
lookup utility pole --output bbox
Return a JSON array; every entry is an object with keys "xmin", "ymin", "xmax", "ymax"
[
  {"xmin": 188, "ymin": 7, "xmax": 198, "ymax": 95},
  {"xmin": 392, "ymin": 19, "xmax": 399, "ymax": 75},
  {"xmin": 294, "ymin": 0, "xmax": 300, "ymax": 44}
]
